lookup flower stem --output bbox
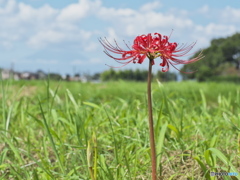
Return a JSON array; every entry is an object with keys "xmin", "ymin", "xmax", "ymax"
[{"xmin": 147, "ymin": 58, "xmax": 157, "ymax": 180}]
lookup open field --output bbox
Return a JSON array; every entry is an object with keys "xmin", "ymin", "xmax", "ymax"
[{"xmin": 0, "ymin": 80, "xmax": 239, "ymax": 179}]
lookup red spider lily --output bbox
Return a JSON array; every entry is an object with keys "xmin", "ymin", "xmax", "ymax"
[{"xmin": 99, "ymin": 33, "xmax": 203, "ymax": 72}]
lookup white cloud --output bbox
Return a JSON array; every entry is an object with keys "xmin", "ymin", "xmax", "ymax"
[
  {"xmin": 195, "ymin": 23, "xmax": 236, "ymax": 37},
  {"xmin": 18, "ymin": 3, "xmax": 57, "ymax": 22},
  {"xmin": 98, "ymin": 7, "xmax": 136, "ymax": 21},
  {"xmin": 28, "ymin": 28, "xmax": 92, "ymax": 48},
  {"xmin": 57, "ymin": 1, "xmax": 87, "ymax": 22},
  {"xmin": 0, "ymin": 0, "xmax": 17, "ymax": 15},
  {"xmin": 197, "ymin": 5, "xmax": 209, "ymax": 14},
  {"xmin": 57, "ymin": 0, "xmax": 101, "ymax": 22},
  {"xmin": 0, "ymin": 0, "xmax": 97, "ymax": 49},
  {"xmin": 98, "ymin": 3, "xmax": 198, "ymax": 37},
  {"xmin": 106, "ymin": 28, "xmax": 119, "ymax": 41},
  {"xmin": 84, "ymin": 42, "xmax": 98, "ymax": 52},
  {"xmin": 140, "ymin": 1, "xmax": 161, "ymax": 12},
  {"xmin": 221, "ymin": 6, "xmax": 240, "ymax": 23},
  {"xmin": 0, "ymin": 1, "xmax": 58, "ymax": 47},
  {"xmin": 188, "ymin": 23, "xmax": 237, "ymax": 49},
  {"xmin": 0, "ymin": 2, "xmax": 57, "ymax": 26},
  {"xmin": 27, "ymin": 30, "xmax": 65, "ymax": 48},
  {"xmin": 98, "ymin": 7, "xmax": 194, "ymax": 37}
]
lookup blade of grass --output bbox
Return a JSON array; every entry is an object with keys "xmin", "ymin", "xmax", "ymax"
[
  {"xmin": 3, "ymin": 135, "xmax": 23, "ymax": 164},
  {"xmin": 103, "ymin": 106, "xmax": 119, "ymax": 179},
  {"xmin": 193, "ymin": 156, "xmax": 212, "ymax": 179},
  {"xmin": 38, "ymin": 97, "xmax": 65, "ymax": 175},
  {"xmin": 156, "ymin": 122, "xmax": 168, "ymax": 171}
]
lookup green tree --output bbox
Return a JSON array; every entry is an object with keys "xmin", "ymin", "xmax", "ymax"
[
  {"xmin": 100, "ymin": 69, "xmax": 174, "ymax": 82},
  {"xmin": 181, "ymin": 33, "xmax": 240, "ymax": 81},
  {"xmin": 156, "ymin": 71, "xmax": 177, "ymax": 82},
  {"xmin": 48, "ymin": 73, "xmax": 62, "ymax": 81},
  {"xmin": 101, "ymin": 68, "xmax": 117, "ymax": 81}
]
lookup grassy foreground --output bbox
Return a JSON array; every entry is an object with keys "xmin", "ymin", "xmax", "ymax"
[{"xmin": 0, "ymin": 80, "xmax": 239, "ymax": 180}]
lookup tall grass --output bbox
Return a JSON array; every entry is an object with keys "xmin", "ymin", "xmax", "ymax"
[{"xmin": 0, "ymin": 80, "xmax": 239, "ymax": 179}]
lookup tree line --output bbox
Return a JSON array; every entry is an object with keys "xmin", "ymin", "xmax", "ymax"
[{"xmin": 100, "ymin": 68, "xmax": 177, "ymax": 82}]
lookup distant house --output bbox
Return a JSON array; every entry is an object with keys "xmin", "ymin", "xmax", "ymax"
[
  {"xmin": 71, "ymin": 74, "xmax": 81, "ymax": 81},
  {"xmin": 20, "ymin": 72, "xmax": 31, "ymax": 79},
  {"xmin": 0, "ymin": 68, "xmax": 91, "ymax": 82},
  {"xmin": 80, "ymin": 75, "xmax": 88, "ymax": 83},
  {"xmin": 1, "ymin": 69, "xmax": 11, "ymax": 79},
  {"xmin": 0, "ymin": 69, "xmax": 20, "ymax": 80},
  {"xmin": 20, "ymin": 72, "xmax": 39, "ymax": 80},
  {"xmin": 13, "ymin": 72, "xmax": 20, "ymax": 80},
  {"xmin": 62, "ymin": 74, "xmax": 88, "ymax": 82},
  {"xmin": 36, "ymin": 70, "xmax": 46, "ymax": 79}
]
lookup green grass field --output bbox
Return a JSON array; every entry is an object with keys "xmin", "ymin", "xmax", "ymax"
[{"xmin": 0, "ymin": 80, "xmax": 239, "ymax": 180}]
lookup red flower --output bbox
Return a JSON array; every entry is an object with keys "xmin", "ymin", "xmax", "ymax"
[{"xmin": 99, "ymin": 33, "xmax": 203, "ymax": 72}]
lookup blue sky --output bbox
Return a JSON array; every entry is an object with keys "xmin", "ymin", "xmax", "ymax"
[{"xmin": 0, "ymin": 0, "xmax": 240, "ymax": 76}]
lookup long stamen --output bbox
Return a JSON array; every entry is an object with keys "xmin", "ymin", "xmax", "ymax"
[{"xmin": 99, "ymin": 33, "xmax": 203, "ymax": 73}]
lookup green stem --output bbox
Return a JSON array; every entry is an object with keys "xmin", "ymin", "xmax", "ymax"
[{"xmin": 147, "ymin": 58, "xmax": 157, "ymax": 180}]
